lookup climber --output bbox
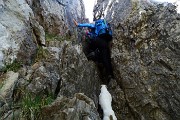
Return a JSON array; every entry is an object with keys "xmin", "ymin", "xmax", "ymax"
[{"xmin": 73, "ymin": 19, "xmax": 114, "ymax": 84}]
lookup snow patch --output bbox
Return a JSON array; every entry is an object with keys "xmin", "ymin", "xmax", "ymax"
[{"xmin": 99, "ymin": 85, "xmax": 117, "ymax": 120}]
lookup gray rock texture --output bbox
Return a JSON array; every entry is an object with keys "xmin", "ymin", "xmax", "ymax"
[
  {"xmin": 95, "ymin": 0, "xmax": 180, "ymax": 119},
  {"xmin": 0, "ymin": 0, "xmax": 85, "ymax": 68},
  {"xmin": 41, "ymin": 93, "xmax": 101, "ymax": 120},
  {"xmin": 30, "ymin": 0, "xmax": 85, "ymax": 35},
  {"xmin": 1, "ymin": 0, "xmax": 180, "ymax": 120},
  {"xmin": 1, "ymin": 0, "xmax": 100, "ymax": 119},
  {"xmin": 0, "ymin": 0, "xmax": 38, "ymax": 67}
]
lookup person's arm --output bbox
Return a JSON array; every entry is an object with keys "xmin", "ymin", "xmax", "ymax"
[
  {"xmin": 78, "ymin": 23, "xmax": 95, "ymax": 28},
  {"xmin": 73, "ymin": 19, "xmax": 78, "ymax": 26},
  {"xmin": 73, "ymin": 19, "xmax": 95, "ymax": 28}
]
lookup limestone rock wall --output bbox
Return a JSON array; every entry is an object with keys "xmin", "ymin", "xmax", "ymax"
[
  {"xmin": 94, "ymin": 0, "xmax": 180, "ymax": 119},
  {"xmin": 0, "ymin": 0, "xmax": 38, "ymax": 68},
  {"xmin": 1, "ymin": 0, "xmax": 180, "ymax": 119},
  {"xmin": 0, "ymin": 41, "xmax": 101, "ymax": 119},
  {"xmin": 0, "ymin": 1, "xmax": 91, "ymax": 118},
  {"xmin": 0, "ymin": 0, "xmax": 85, "ymax": 68},
  {"xmin": 30, "ymin": 0, "xmax": 85, "ymax": 35}
]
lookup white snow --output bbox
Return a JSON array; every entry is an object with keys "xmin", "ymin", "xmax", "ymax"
[{"xmin": 99, "ymin": 85, "xmax": 117, "ymax": 120}]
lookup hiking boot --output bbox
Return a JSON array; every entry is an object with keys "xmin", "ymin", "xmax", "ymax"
[
  {"xmin": 94, "ymin": 48, "xmax": 100, "ymax": 55},
  {"xmin": 87, "ymin": 51, "xmax": 96, "ymax": 61}
]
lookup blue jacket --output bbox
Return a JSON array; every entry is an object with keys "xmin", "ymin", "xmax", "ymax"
[
  {"xmin": 78, "ymin": 23, "xmax": 95, "ymax": 29},
  {"xmin": 78, "ymin": 23, "xmax": 96, "ymax": 39},
  {"xmin": 77, "ymin": 20, "xmax": 112, "ymax": 41}
]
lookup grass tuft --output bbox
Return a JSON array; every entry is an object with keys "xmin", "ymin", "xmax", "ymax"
[
  {"xmin": 0, "ymin": 60, "xmax": 21, "ymax": 73},
  {"xmin": 45, "ymin": 32, "xmax": 71, "ymax": 42},
  {"xmin": 20, "ymin": 92, "xmax": 54, "ymax": 119}
]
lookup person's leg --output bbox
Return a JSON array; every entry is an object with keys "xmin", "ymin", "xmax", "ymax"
[
  {"xmin": 82, "ymin": 38, "xmax": 90, "ymax": 56},
  {"xmin": 82, "ymin": 35, "xmax": 97, "ymax": 61},
  {"xmin": 94, "ymin": 38, "xmax": 114, "ymax": 84},
  {"xmin": 101, "ymin": 43, "xmax": 114, "ymax": 79}
]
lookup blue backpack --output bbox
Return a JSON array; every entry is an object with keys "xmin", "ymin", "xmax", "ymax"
[{"xmin": 95, "ymin": 19, "xmax": 112, "ymax": 38}]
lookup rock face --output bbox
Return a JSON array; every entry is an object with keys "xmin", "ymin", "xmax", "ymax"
[
  {"xmin": 94, "ymin": 0, "xmax": 180, "ymax": 119},
  {"xmin": 1, "ymin": 0, "xmax": 101, "ymax": 119},
  {"xmin": 0, "ymin": 41, "xmax": 101, "ymax": 119},
  {"xmin": 24, "ymin": 41, "xmax": 101, "ymax": 106},
  {"xmin": 31, "ymin": 0, "xmax": 85, "ymax": 35},
  {"xmin": 0, "ymin": 0, "xmax": 85, "ymax": 68},
  {"xmin": 41, "ymin": 93, "xmax": 101, "ymax": 120},
  {"xmin": 1, "ymin": 0, "xmax": 180, "ymax": 120},
  {"xmin": 0, "ymin": 0, "xmax": 38, "ymax": 67}
]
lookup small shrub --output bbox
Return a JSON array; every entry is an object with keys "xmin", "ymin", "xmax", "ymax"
[
  {"xmin": 20, "ymin": 92, "xmax": 54, "ymax": 119},
  {"xmin": 35, "ymin": 47, "xmax": 50, "ymax": 62},
  {"xmin": 0, "ymin": 60, "xmax": 21, "ymax": 73},
  {"xmin": 45, "ymin": 32, "xmax": 71, "ymax": 42}
]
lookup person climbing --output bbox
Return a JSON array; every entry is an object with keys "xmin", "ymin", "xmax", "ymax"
[{"xmin": 73, "ymin": 19, "xmax": 114, "ymax": 84}]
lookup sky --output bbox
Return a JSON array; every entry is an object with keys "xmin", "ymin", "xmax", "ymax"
[
  {"xmin": 83, "ymin": 0, "xmax": 180, "ymax": 22},
  {"xmin": 83, "ymin": 0, "xmax": 96, "ymax": 22}
]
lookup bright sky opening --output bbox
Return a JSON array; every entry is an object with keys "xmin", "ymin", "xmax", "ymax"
[{"xmin": 83, "ymin": 0, "xmax": 96, "ymax": 22}]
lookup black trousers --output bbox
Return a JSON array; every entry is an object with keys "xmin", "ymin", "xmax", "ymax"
[{"xmin": 87, "ymin": 36, "xmax": 114, "ymax": 80}]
